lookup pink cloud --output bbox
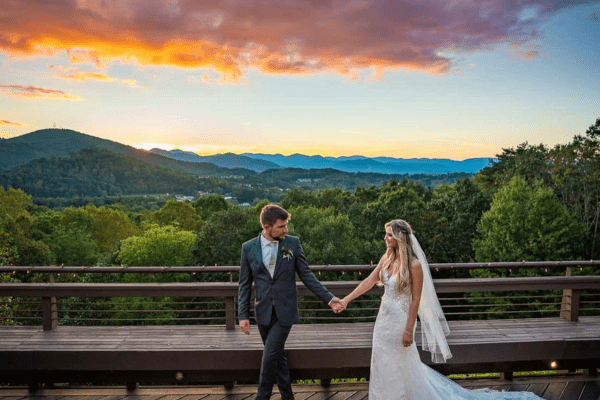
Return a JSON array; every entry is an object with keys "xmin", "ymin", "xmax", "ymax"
[
  {"xmin": 0, "ymin": 119, "xmax": 25, "ymax": 126},
  {"xmin": 0, "ymin": 0, "xmax": 592, "ymax": 80},
  {"xmin": 0, "ymin": 84, "xmax": 83, "ymax": 101}
]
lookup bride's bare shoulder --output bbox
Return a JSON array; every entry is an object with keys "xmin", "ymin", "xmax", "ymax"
[{"xmin": 409, "ymin": 259, "xmax": 422, "ymax": 275}]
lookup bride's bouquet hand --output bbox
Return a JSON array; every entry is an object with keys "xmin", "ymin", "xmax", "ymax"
[{"xmin": 402, "ymin": 331, "xmax": 413, "ymax": 347}]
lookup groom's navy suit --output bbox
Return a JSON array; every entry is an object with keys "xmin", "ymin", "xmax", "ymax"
[{"xmin": 238, "ymin": 234, "xmax": 334, "ymax": 400}]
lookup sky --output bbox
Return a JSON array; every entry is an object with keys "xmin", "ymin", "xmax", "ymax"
[{"xmin": 0, "ymin": 0, "xmax": 599, "ymax": 159}]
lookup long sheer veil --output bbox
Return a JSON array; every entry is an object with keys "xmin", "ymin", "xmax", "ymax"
[{"xmin": 411, "ymin": 234, "xmax": 452, "ymax": 363}]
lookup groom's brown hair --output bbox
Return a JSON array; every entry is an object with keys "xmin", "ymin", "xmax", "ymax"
[{"xmin": 260, "ymin": 204, "xmax": 290, "ymax": 227}]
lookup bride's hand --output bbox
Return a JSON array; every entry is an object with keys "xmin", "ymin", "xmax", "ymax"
[{"xmin": 402, "ymin": 331, "xmax": 413, "ymax": 347}]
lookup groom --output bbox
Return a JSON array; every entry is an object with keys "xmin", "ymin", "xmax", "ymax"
[{"xmin": 238, "ymin": 204, "xmax": 342, "ymax": 400}]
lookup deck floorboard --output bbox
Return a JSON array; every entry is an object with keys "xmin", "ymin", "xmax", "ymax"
[{"xmin": 2, "ymin": 374, "xmax": 600, "ymax": 400}]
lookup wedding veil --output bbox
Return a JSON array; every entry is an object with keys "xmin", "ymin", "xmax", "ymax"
[{"xmin": 411, "ymin": 234, "xmax": 452, "ymax": 363}]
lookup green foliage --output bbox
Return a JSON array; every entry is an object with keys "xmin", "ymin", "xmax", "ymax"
[
  {"xmin": 151, "ymin": 200, "xmax": 202, "ymax": 231},
  {"xmin": 192, "ymin": 194, "xmax": 231, "ymax": 220},
  {"xmin": 287, "ymin": 206, "xmax": 360, "ymax": 265},
  {"xmin": 0, "ymin": 186, "xmax": 54, "ymax": 265},
  {"xmin": 119, "ymin": 225, "xmax": 197, "ymax": 266},
  {"xmin": 423, "ymin": 178, "xmax": 490, "ymax": 265},
  {"xmin": 474, "ymin": 176, "xmax": 583, "ymax": 263},
  {"xmin": 0, "ymin": 148, "xmax": 208, "ymax": 198},
  {"xmin": 192, "ymin": 206, "xmax": 261, "ymax": 266},
  {"xmin": 475, "ymin": 118, "xmax": 600, "ymax": 259},
  {"xmin": 34, "ymin": 195, "xmax": 170, "ymax": 212},
  {"xmin": 49, "ymin": 226, "xmax": 98, "ymax": 266}
]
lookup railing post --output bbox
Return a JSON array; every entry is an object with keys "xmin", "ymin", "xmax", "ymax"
[
  {"xmin": 569, "ymin": 290, "xmax": 580, "ymax": 322},
  {"xmin": 560, "ymin": 266, "xmax": 572, "ymax": 320},
  {"xmin": 560, "ymin": 267, "xmax": 580, "ymax": 322},
  {"xmin": 225, "ymin": 296, "xmax": 235, "ymax": 330},
  {"xmin": 42, "ymin": 296, "xmax": 57, "ymax": 330}
]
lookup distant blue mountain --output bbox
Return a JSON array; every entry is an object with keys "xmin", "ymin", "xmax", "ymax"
[
  {"xmin": 150, "ymin": 149, "xmax": 279, "ymax": 172},
  {"xmin": 241, "ymin": 153, "xmax": 493, "ymax": 175},
  {"xmin": 150, "ymin": 148, "xmax": 492, "ymax": 175}
]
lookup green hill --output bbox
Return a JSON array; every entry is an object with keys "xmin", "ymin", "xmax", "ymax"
[
  {"xmin": 0, "ymin": 148, "xmax": 212, "ymax": 198},
  {"xmin": 0, "ymin": 129, "xmax": 254, "ymax": 177}
]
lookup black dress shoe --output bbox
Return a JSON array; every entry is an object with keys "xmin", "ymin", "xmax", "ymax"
[{"xmin": 282, "ymin": 396, "xmax": 295, "ymax": 400}]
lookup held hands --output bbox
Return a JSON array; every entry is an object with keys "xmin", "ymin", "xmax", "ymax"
[{"xmin": 329, "ymin": 297, "xmax": 347, "ymax": 314}]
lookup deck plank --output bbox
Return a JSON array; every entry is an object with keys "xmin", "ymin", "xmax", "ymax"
[
  {"xmin": 542, "ymin": 382, "xmax": 568, "ymax": 400},
  {"xmin": 2, "ymin": 375, "xmax": 600, "ymax": 400},
  {"xmin": 558, "ymin": 381, "xmax": 586, "ymax": 400},
  {"xmin": 2, "ymin": 317, "xmax": 599, "ymax": 353},
  {"xmin": 578, "ymin": 381, "xmax": 600, "ymax": 400}
]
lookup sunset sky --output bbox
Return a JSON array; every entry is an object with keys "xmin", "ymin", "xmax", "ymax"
[{"xmin": 1, "ymin": 0, "xmax": 599, "ymax": 159}]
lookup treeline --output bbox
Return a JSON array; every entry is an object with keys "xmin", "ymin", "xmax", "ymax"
[
  {"xmin": 0, "ymin": 148, "xmax": 475, "ymax": 204},
  {"xmin": 1, "ymin": 118, "xmax": 598, "ymax": 269},
  {"xmin": 1, "ymin": 118, "xmax": 599, "ymax": 325}
]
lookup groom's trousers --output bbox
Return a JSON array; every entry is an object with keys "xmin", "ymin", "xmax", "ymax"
[{"xmin": 256, "ymin": 307, "xmax": 293, "ymax": 400}]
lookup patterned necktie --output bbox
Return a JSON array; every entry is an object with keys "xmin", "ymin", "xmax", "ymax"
[{"xmin": 268, "ymin": 242, "xmax": 277, "ymax": 277}]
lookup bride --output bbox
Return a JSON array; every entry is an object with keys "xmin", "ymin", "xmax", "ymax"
[{"xmin": 337, "ymin": 219, "xmax": 543, "ymax": 399}]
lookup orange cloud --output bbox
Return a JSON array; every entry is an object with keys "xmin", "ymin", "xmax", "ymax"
[
  {"xmin": 0, "ymin": 119, "xmax": 25, "ymax": 127},
  {"xmin": 0, "ymin": 85, "xmax": 83, "ymax": 101},
  {"xmin": 0, "ymin": 0, "xmax": 589, "ymax": 80},
  {"xmin": 53, "ymin": 69, "xmax": 139, "ymax": 87}
]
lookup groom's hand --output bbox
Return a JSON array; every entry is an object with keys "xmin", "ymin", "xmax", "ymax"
[
  {"xmin": 329, "ymin": 297, "xmax": 346, "ymax": 313},
  {"xmin": 240, "ymin": 319, "xmax": 250, "ymax": 334}
]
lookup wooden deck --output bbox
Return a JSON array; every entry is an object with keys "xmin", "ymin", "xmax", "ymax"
[
  {"xmin": 1, "ymin": 374, "xmax": 600, "ymax": 400},
  {"xmin": 2, "ymin": 316, "xmax": 599, "ymax": 386}
]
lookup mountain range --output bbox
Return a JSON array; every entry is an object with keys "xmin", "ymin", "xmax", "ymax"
[
  {"xmin": 0, "ymin": 129, "xmax": 250, "ymax": 176},
  {"xmin": 1, "ymin": 129, "xmax": 492, "ymax": 176},
  {"xmin": 148, "ymin": 148, "xmax": 492, "ymax": 175}
]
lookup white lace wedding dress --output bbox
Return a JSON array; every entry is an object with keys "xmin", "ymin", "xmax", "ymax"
[{"xmin": 369, "ymin": 271, "xmax": 543, "ymax": 399}]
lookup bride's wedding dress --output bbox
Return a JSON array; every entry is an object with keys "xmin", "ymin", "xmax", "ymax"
[{"xmin": 368, "ymin": 271, "xmax": 543, "ymax": 399}]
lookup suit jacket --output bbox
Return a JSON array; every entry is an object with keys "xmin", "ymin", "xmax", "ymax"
[{"xmin": 238, "ymin": 234, "xmax": 334, "ymax": 326}]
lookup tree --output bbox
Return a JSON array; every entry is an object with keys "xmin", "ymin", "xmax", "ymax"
[
  {"xmin": 151, "ymin": 200, "xmax": 202, "ymax": 232},
  {"xmin": 60, "ymin": 205, "xmax": 139, "ymax": 255},
  {"xmin": 424, "ymin": 178, "xmax": 490, "ymax": 264},
  {"xmin": 0, "ymin": 186, "xmax": 54, "ymax": 266},
  {"xmin": 193, "ymin": 194, "xmax": 230, "ymax": 220},
  {"xmin": 192, "ymin": 206, "xmax": 260, "ymax": 266},
  {"xmin": 49, "ymin": 226, "xmax": 98, "ymax": 266},
  {"xmin": 119, "ymin": 225, "xmax": 196, "ymax": 266},
  {"xmin": 474, "ymin": 118, "xmax": 600, "ymax": 259},
  {"xmin": 287, "ymin": 206, "xmax": 360, "ymax": 265},
  {"xmin": 474, "ymin": 176, "xmax": 583, "ymax": 264}
]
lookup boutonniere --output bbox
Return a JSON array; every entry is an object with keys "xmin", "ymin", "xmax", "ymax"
[{"xmin": 281, "ymin": 247, "xmax": 293, "ymax": 260}]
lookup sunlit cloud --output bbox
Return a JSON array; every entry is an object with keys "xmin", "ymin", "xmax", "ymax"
[
  {"xmin": 0, "ymin": 84, "xmax": 83, "ymax": 101},
  {"xmin": 0, "ymin": 0, "xmax": 590, "ymax": 81},
  {"xmin": 0, "ymin": 119, "xmax": 26, "ymax": 127},
  {"xmin": 511, "ymin": 45, "xmax": 540, "ymax": 60},
  {"xmin": 51, "ymin": 67, "xmax": 139, "ymax": 87}
]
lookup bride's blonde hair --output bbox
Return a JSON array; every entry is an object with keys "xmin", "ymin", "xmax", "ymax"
[{"xmin": 378, "ymin": 219, "xmax": 417, "ymax": 293}]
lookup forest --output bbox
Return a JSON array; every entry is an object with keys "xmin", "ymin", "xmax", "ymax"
[
  {"xmin": 0, "ymin": 147, "xmax": 474, "ymax": 203},
  {"xmin": 1, "ymin": 118, "xmax": 599, "ymax": 324}
]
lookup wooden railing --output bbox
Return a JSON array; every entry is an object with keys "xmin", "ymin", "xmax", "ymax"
[
  {"xmin": 1, "ymin": 260, "xmax": 599, "ymax": 274},
  {"xmin": 1, "ymin": 275, "xmax": 599, "ymax": 331}
]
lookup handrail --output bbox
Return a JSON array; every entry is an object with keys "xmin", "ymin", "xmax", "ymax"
[
  {"xmin": 1, "ymin": 276, "xmax": 599, "ymax": 297},
  {"xmin": 1, "ymin": 276, "xmax": 599, "ymax": 331},
  {"xmin": 0, "ymin": 260, "xmax": 598, "ymax": 274}
]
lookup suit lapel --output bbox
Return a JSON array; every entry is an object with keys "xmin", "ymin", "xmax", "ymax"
[
  {"xmin": 272, "ymin": 237, "xmax": 286, "ymax": 280},
  {"xmin": 252, "ymin": 234, "xmax": 274, "ymax": 279}
]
